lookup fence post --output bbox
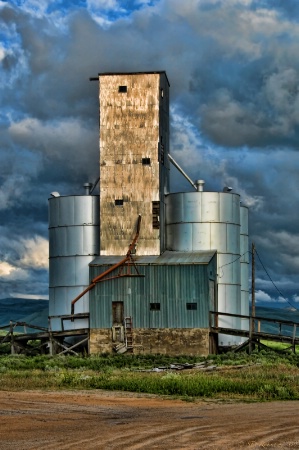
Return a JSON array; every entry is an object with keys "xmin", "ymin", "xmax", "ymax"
[
  {"xmin": 293, "ymin": 324, "xmax": 297, "ymax": 354},
  {"xmin": 10, "ymin": 321, "xmax": 15, "ymax": 355},
  {"xmin": 249, "ymin": 317, "xmax": 252, "ymax": 354},
  {"xmin": 48, "ymin": 316, "xmax": 54, "ymax": 356}
]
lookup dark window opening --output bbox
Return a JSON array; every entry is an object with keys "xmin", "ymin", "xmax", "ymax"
[
  {"xmin": 152, "ymin": 201, "xmax": 160, "ymax": 229},
  {"xmin": 118, "ymin": 85, "xmax": 127, "ymax": 93},
  {"xmin": 159, "ymin": 143, "xmax": 164, "ymax": 165},
  {"xmin": 186, "ymin": 303, "xmax": 197, "ymax": 310},
  {"xmin": 142, "ymin": 157, "xmax": 151, "ymax": 165},
  {"xmin": 115, "ymin": 199, "xmax": 124, "ymax": 206},
  {"xmin": 150, "ymin": 303, "xmax": 160, "ymax": 311},
  {"xmin": 112, "ymin": 301, "xmax": 124, "ymax": 325}
]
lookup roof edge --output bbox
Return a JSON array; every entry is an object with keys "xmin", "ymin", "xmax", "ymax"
[
  {"xmin": 89, "ymin": 250, "xmax": 217, "ymax": 266},
  {"xmin": 95, "ymin": 70, "xmax": 170, "ymax": 87}
]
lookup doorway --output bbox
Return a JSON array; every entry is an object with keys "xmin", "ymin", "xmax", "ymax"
[{"xmin": 112, "ymin": 302, "xmax": 124, "ymax": 343}]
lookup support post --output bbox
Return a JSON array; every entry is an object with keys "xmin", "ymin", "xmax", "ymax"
[
  {"xmin": 293, "ymin": 324, "xmax": 297, "ymax": 354},
  {"xmin": 249, "ymin": 317, "xmax": 252, "ymax": 354},
  {"xmin": 257, "ymin": 319, "xmax": 261, "ymax": 351},
  {"xmin": 10, "ymin": 321, "xmax": 15, "ymax": 355},
  {"xmin": 250, "ymin": 243, "xmax": 255, "ymax": 353},
  {"xmin": 48, "ymin": 316, "xmax": 54, "ymax": 356},
  {"xmin": 251, "ymin": 242, "xmax": 255, "ymax": 333}
]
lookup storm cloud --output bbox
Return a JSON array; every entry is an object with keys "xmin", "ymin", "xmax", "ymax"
[{"xmin": 1, "ymin": 0, "xmax": 299, "ymax": 306}]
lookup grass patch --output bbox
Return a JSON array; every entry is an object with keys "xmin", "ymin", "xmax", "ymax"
[
  {"xmin": 260, "ymin": 340, "xmax": 299, "ymax": 352},
  {"xmin": 1, "ymin": 351, "xmax": 299, "ymax": 401}
]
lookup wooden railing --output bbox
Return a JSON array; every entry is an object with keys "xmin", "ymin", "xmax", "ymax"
[
  {"xmin": 209, "ymin": 311, "xmax": 299, "ymax": 353},
  {"xmin": 0, "ymin": 314, "xmax": 90, "ymax": 355}
]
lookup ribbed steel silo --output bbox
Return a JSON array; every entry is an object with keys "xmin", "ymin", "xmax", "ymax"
[
  {"xmin": 165, "ymin": 190, "xmax": 244, "ymax": 346},
  {"xmin": 49, "ymin": 194, "xmax": 99, "ymax": 331}
]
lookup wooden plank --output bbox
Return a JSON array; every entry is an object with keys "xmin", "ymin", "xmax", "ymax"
[
  {"xmin": 48, "ymin": 313, "xmax": 89, "ymax": 320},
  {"xmin": 210, "ymin": 310, "xmax": 299, "ymax": 327}
]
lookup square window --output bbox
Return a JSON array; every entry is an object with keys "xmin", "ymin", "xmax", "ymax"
[
  {"xmin": 150, "ymin": 303, "xmax": 160, "ymax": 311},
  {"xmin": 119, "ymin": 85, "xmax": 127, "ymax": 93},
  {"xmin": 186, "ymin": 303, "xmax": 197, "ymax": 310},
  {"xmin": 142, "ymin": 157, "xmax": 151, "ymax": 165},
  {"xmin": 115, "ymin": 199, "xmax": 123, "ymax": 206}
]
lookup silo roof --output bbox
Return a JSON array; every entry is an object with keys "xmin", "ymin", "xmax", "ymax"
[{"xmin": 89, "ymin": 250, "xmax": 216, "ymax": 266}]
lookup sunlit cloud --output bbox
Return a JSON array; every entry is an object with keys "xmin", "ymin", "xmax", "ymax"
[
  {"xmin": 10, "ymin": 292, "xmax": 49, "ymax": 300},
  {"xmin": 19, "ymin": 236, "xmax": 49, "ymax": 270},
  {"xmin": 255, "ymin": 289, "xmax": 273, "ymax": 303},
  {"xmin": 0, "ymin": 261, "xmax": 28, "ymax": 280}
]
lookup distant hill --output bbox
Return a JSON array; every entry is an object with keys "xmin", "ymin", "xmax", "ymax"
[
  {"xmin": 254, "ymin": 305, "xmax": 299, "ymax": 336},
  {"xmin": 255, "ymin": 305, "xmax": 299, "ymax": 321},
  {"xmin": 1, "ymin": 298, "xmax": 298, "ymax": 337},
  {"xmin": 0, "ymin": 298, "xmax": 48, "ymax": 330}
]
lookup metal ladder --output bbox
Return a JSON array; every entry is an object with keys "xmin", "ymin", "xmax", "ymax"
[{"xmin": 124, "ymin": 316, "xmax": 133, "ymax": 350}]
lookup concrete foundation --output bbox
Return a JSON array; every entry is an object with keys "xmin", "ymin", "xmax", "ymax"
[
  {"xmin": 89, "ymin": 328, "xmax": 113, "ymax": 354},
  {"xmin": 90, "ymin": 328, "xmax": 210, "ymax": 356}
]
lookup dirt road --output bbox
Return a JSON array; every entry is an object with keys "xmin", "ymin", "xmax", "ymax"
[{"xmin": 0, "ymin": 390, "xmax": 299, "ymax": 449}]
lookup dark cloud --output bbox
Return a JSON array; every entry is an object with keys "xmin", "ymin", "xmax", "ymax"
[{"xmin": 1, "ymin": 0, "xmax": 299, "ymax": 303}]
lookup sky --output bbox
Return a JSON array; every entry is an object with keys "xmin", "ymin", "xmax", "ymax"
[{"xmin": 1, "ymin": 0, "xmax": 299, "ymax": 307}]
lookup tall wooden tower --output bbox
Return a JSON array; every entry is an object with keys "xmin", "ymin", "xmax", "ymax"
[{"xmin": 98, "ymin": 71, "xmax": 170, "ymax": 256}]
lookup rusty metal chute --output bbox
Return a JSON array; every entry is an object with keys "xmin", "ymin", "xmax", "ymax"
[{"xmin": 71, "ymin": 215, "xmax": 143, "ymax": 315}]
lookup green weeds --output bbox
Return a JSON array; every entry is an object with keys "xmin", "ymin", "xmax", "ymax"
[{"xmin": 1, "ymin": 351, "xmax": 299, "ymax": 401}]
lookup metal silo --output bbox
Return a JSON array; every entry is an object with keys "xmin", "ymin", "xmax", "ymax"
[
  {"xmin": 165, "ymin": 191, "xmax": 243, "ymax": 346},
  {"xmin": 49, "ymin": 193, "xmax": 99, "ymax": 331}
]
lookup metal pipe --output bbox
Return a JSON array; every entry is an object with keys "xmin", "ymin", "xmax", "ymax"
[
  {"xmin": 168, "ymin": 154, "xmax": 198, "ymax": 191},
  {"xmin": 89, "ymin": 176, "xmax": 100, "ymax": 195},
  {"xmin": 71, "ymin": 215, "xmax": 142, "ymax": 315},
  {"xmin": 195, "ymin": 180, "xmax": 205, "ymax": 192},
  {"xmin": 83, "ymin": 183, "xmax": 93, "ymax": 195}
]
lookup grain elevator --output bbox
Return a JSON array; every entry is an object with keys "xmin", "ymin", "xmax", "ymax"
[{"xmin": 49, "ymin": 71, "xmax": 249, "ymax": 355}]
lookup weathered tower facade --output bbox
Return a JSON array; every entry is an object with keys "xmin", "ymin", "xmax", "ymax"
[{"xmin": 98, "ymin": 71, "xmax": 170, "ymax": 256}]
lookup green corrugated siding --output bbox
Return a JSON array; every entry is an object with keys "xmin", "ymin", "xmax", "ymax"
[{"xmin": 90, "ymin": 258, "xmax": 216, "ymax": 329}]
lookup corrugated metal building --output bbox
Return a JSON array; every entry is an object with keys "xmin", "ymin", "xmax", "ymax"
[{"xmin": 89, "ymin": 251, "xmax": 217, "ymax": 355}]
